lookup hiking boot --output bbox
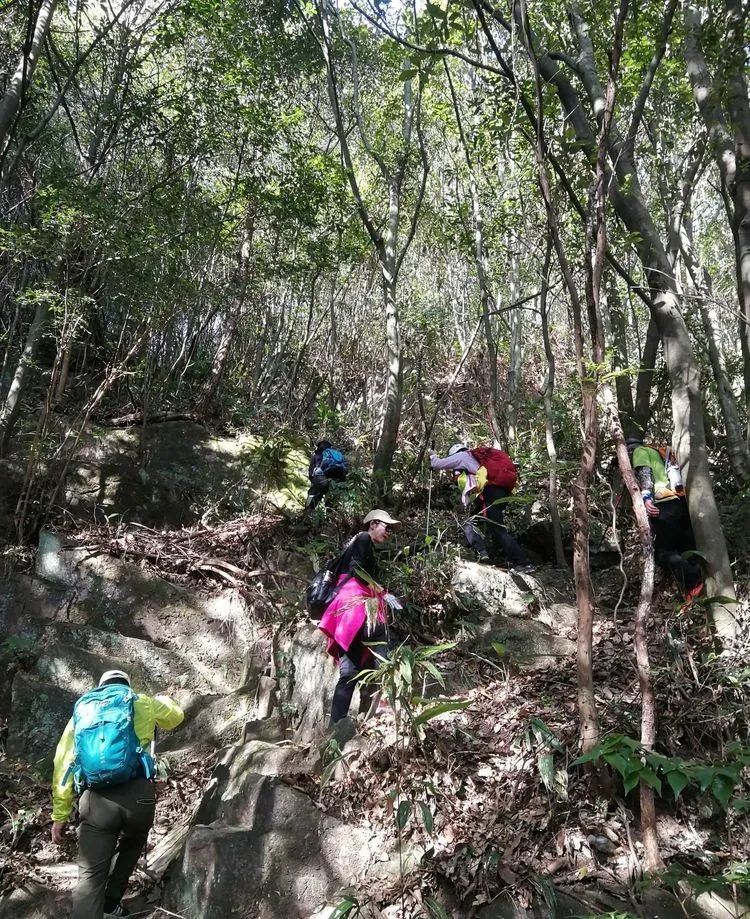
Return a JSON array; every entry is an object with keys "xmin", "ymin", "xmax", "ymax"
[
  {"xmin": 476, "ymin": 553, "xmax": 492, "ymax": 565},
  {"xmin": 512, "ymin": 564, "xmax": 536, "ymax": 575},
  {"xmin": 103, "ymin": 904, "xmax": 129, "ymax": 918}
]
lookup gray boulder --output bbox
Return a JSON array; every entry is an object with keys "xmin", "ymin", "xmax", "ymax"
[
  {"xmin": 33, "ymin": 530, "xmax": 267, "ymax": 691},
  {"xmin": 278, "ymin": 623, "xmax": 366, "ymax": 742},
  {"xmin": 0, "ymin": 882, "xmax": 71, "ymax": 919},
  {"xmin": 165, "ymin": 773, "xmax": 382, "ymax": 919},
  {"xmin": 5, "ymin": 674, "xmax": 77, "ymax": 774}
]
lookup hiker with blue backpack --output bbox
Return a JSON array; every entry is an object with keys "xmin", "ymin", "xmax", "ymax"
[
  {"xmin": 305, "ymin": 439, "xmax": 348, "ymax": 511},
  {"xmin": 430, "ymin": 443, "xmax": 534, "ymax": 573},
  {"xmin": 51, "ymin": 670, "xmax": 184, "ymax": 919}
]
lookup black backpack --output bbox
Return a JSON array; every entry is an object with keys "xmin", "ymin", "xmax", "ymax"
[{"xmin": 306, "ymin": 538, "xmax": 354, "ymax": 620}]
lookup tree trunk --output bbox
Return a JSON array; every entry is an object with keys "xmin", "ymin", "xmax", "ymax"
[
  {"xmin": 372, "ymin": 271, "xmax": 403, "ymax": 493},
  {"xmin": 0, "ymin": 297, "xmax": 50, "ymax": 456},
  {"xmin": 684, "ymin": 2, "xmax": 750, "ymax": 437},
  {"xmin": 633, "ymin": 318, "xmax": 659, "ymax": 436},
  {"xmin": 0, "ymin": 0, "xmax": 58, "ymax": 154},
  {"xmin": 539, "ymin": 240, "xmax": 567, "ymax": 568},
  {"xmin": 506, "ymin": 246, "xmax": 522, "ymax": 445},
  {"xmin": 605, "ymin": 276, "xmax": 637, "ymax": 436},
  {"xmin": 607, "ymin": 398, "xmax": 662, "ymax": 871},
  {"xmin": 725, "ymin": 0, "xmax": 750, "ymax": 436}
]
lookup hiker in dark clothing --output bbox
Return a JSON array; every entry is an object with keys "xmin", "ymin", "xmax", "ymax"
[
  {"xmin": 627, "ymin": 436, "xmax": 703, "ymax": 600},
  {"xmin": 430, "ymin": 443, "xmax": 533, "ymax": 572},
  {"xmin": 318, "ymin": 509, "xmax": 400, "ymax": 723},
  {"xmin": 305, "ymin": 439, "xmax": 348, "ymax": 510}
]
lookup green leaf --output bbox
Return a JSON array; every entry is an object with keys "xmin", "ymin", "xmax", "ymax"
[
  {"xmin": 537, "ymin": 751, "xmax": 555, "ymax": 792},
  {"xmin": 400, "ymin": 68, "xmax": 418, "ymax": 80},
  {"xmin": 639, "ymin": 767, "xmax": 663, "ymax": 795},
  {"xmin": 396, "ymin": 800, "xmax": 412, "ymax": 829},
  {"xmin": 422, "ymin": 660, "xmax": 446, "ymax": 687},
  {"xmin": 419, "ymin": 801, "xmax": 434, "ymax": 832},
  {"xmin": 623, "ymin": 770, "xmax": 641, "ymax": 794},
  {"xmin": 418, "ymin": 642, "xmax": 457, "ymax": 658},
  {"xmin": 329, "ymin": 896, "xmax": 359, "ymax": 918},
  {"xmin": 603, "ymin": 752, "xmax": 631, "ymax": 778},
  {"xmin": 426, "ymin": 898, "xmax": 450, "ymax": 919},
  {"xmin": 666, "ymin": 770, "xmax": 689, "ymax": 799},
  {"xmin": 414, "ymin": 700, "xmax": 470, "ymax": 726},
  {"xmin": 711, "ymin": 776, "xmax": 736, "ymax": 809},
  {"xmin": 491, "ymin": 641, "xmax": 506, "ymax": 658}
]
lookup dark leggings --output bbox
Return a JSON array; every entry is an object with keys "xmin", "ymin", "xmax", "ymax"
[
  {"xmin": 466, "ymin": 485, "xmax": 529, "ymax": 566},
  {"xmin": 330, "ymin": 623, "xmax": 390, "ymax": 723},
  {"xmin": 651, "ymin": 497, "xmax": 702, "ymax": 593}
]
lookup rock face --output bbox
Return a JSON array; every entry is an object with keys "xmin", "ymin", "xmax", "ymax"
[
  {"xmin": 452, "ymin": 562, "xmax": 576, "ymax": 669},
  {"xmin": 33, "ymin": 531, "xmax": 265, "ymax": 691},
  {"xmin": 5, "ymin": 675, "xmax": 78, "ymax": 771},
  {"xmin": 1, "ymin": 531, "xmax": 272, "ymax": 777},
  {"xmin": 164, "ymin": 741, "xmax": 388, "ymax": 919}
]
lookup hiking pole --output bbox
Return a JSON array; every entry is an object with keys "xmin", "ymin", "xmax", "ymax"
[{"xmin": 425, "ymin": 439, "xmax": 435, "ymax": 540}]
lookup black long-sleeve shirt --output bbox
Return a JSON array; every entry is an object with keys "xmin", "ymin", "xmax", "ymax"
[{"xmin": 336, "ymin": 531, "xmax": 378, "ymax": 583}]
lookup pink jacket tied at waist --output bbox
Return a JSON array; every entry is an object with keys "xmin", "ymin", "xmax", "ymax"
[{"xmin": 318, "ymin": 573, "xmax": 386, "ymax": 660}]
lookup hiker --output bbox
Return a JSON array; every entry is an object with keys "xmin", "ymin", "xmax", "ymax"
[
  {"xmin": 430, "ymin": 443, "xmax": 533, "ymax": 572},
  {"xmin": 51, "ymin": 670, "xmax": 184, "ymax": 919},
  {"xmin": 318, "ymin": 509, "xmax": 400, "ymax": 723},
  {"xmin": 626, "ymin": 436, "xmax": 703, "ymax": 600},
  {"xmin": 305, "ymin": 439, "xmax": 348, "ymax": 511}
]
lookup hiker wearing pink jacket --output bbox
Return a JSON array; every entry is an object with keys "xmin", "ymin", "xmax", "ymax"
[{"xmin": 318, "ymin": 509, "xmax": 400, "ymax": 723}]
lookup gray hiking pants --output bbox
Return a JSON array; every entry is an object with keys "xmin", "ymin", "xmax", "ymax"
[{"xmin": 72, "ymin": 777, "xmax": 156, "ymax": 919}]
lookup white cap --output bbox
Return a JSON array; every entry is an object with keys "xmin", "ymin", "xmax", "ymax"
[
  {"xmin": 99, "ymin": 669, "xmax": 131, "ymax": 686},
  {"xmin": 363, "ymin": 509, "xmax": 401, "ymax": 530},
  {"xmin": 448, "ymin": 443, "xmax": 467, "ymax": 456}
]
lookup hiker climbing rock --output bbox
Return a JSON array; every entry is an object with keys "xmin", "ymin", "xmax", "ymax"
[
  {"xmin": 305, "ymin": 439, "xmax": 349, "ymax": 511},
  {"xmin": 430, "ymin": 443, "xmax": 533, "ymax": 572},
  {"xmin": 317, "ymin": 509, "xmax": 400, "ymax": 724},
  {"xmin": 627, "ymin": 435, "xmax": 703, "ymax": 600},
  {"xmin": 51, "ymin": 670, "xmax": 184, "ymax": 919}
]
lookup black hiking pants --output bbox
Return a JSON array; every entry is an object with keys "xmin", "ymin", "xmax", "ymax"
[
  {"xmin": 72, "ymin": 777, "xmax": 156, "ymax": 919},
  {"xmin": 651, "ymin": 497, "xmax": 702, "ymax": 594},
  {"xmin": 305, "ymin": 474, "xmax": 331, "ymax": 510},
  {"xmin": 330, "ymin": 623, "xmax": 390, "ymax": 723},
  {"xmin": 466, "ymin": 485, "xmax": 529, "ymax": 567}
]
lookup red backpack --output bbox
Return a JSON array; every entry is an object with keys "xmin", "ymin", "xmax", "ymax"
[{"xmin": 471, "ymin": 447, "xmax": 518, "ymax": 490}]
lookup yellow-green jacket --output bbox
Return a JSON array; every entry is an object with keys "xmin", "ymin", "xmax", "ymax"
[{"xmin": 52, "ymin": 693, "xmax": 184, "ymax": 822}]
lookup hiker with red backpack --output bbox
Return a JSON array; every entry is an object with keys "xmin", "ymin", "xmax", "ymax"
[
  {"xmin": 626, "ymin": 435, "xmax": 703, "ymax": 601},
  {"xmin": 51, "ymin": 670, "xmax": 184, "ymax": 919},
  {"xmin": 430, "ymin": 443, "xmax": 534, "ymax": 573}
]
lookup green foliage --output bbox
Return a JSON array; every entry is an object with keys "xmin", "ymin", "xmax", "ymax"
[
  {"xmin": 574, "ymin": 735, "xmax": 750, "ymax": 809},
  {"xmin": 358, "ymin": 640, "xmax": 468, "ymax": 739},
  {"xmin": 516, "ymin": 717, "xmax": 568, "ymax": 800}
]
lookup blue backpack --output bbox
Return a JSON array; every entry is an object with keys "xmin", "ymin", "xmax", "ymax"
[
  {"xmin": 66, "ymin": 684, "xmax": 154, "ymax": 791},
  {"xmin": 320, "ymin": 447, "xmax": 347, "ymax": 477}
]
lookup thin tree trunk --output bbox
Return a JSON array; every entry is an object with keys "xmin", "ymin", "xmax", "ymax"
[
  {"xmin": 507, "ymin": 246, "xmax": 522, "ymax": 445},
  {"xmin": 607, "ymin": 396, "xmax": 662, "ymax": 871},
  {"xmin": 0, "ymin": 0, "xmax": 59, "ymax": 154},
  {"xmin": 633, "ymin": 318, "xmax": 659, "ymax": 436},
  {"xmin": 605, "ymin": 275, "xmax": 637, "ymax": 437},
  {"xmin": 199, "ymin": 216, "xmax": 254, "ymax": 416},
  {"xmin": 684, "ymin": 2, "xmax": 750, "ymax": 438},
  {"xmin": 540, "ymin": 238, "xmax": 567, "ymax": 569},
  {"xmin": 518, "ymin": 0, "xmax": 607, "ymax": 768},
  {"xmin": 445, "ymin": 60, "xmax": 503, "ymax": 440},
  {"xmin": 0, "ymin": 296, "xmax": 50, "ymax": 456}
]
